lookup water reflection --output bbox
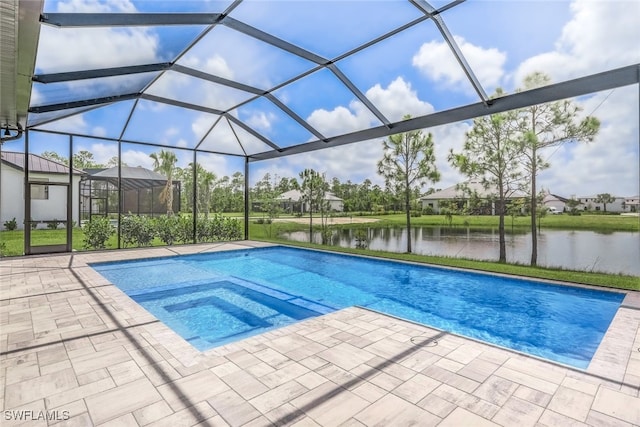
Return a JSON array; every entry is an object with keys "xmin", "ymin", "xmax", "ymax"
[{"xmin": 282, "ymin": 226, "xmax": 640, "ymax": 276}]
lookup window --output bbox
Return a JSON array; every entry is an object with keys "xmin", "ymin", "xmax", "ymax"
[{"xmin": 31, "ymin": 180, "xmax": 49, "ymax": 200}]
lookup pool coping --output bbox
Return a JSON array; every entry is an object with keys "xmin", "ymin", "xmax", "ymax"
[{"xmin": 1, "ymin": 241, "xmax": 639, "ymax": 426}]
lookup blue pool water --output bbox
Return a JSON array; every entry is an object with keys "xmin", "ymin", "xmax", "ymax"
[{"xmin": 92, "ymin": 246, "xmax": 625, "ymax": 368}]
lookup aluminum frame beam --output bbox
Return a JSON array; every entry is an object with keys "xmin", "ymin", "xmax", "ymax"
[
  {"xmin": 32, "ymin": 63, "xmax": 172, "ymax": 83},
  {"xmin": 220, "ymin": 17, "xmax": 327, "ymax": 65},
  {"xmin": 328, "ymin": 64, "xmax": 391, "ymax": 127},
  {"xmin": 264, "ymin": 94, "xmax": 328, "ymax": 142},
  {"xmin": 410, "ymin": 0, "xmax": 489, "ymax": 105},
  {"xmin": 139, "ymin": 94, "xmax": 225, "ymax": 115},
  {"xmin": 29, "ymin": 92, "xmax": 139, "ymax": 113},
  {"xmin": 248, "ymin": 64, "xmax": 640, "ymax": 161},
  {"xmin": 40, "ymin": 13, "xmax": 222, "ymax": 27},
  {"xmin": 225, "ymin": 114, "xmax": 282, "ymax": 152}
]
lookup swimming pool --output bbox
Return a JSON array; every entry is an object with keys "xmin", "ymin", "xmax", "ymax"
[{"xmin": 92, "ymin": 246, "xmax": 624, "ymax": 368}]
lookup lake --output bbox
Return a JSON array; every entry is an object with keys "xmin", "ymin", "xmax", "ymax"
[{"xmin": 281, "ymin": 226, "xmax": 640, "ymax": 276}]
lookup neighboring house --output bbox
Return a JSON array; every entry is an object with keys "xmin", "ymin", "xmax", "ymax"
[
  {"xmin": 623, "ymin": 196, "xmax": 639, "ymax": 212},
  {"xmin": 1, "ymin": 151, "xmax": 85, "ymax": 230},
  {"xmin": 276, "ymin": 189, "xmax": 344, "ymax": 213},
  {"xmin": 421, "ymin": 181, "xmax": 526, "ymax": 215},
  {"xmin": 542, "ymin": 191, "xmax": 571, "ymax": 213},
  {"xmin": 576, "ymin": 195, "xmax": 626, "ymax": 212},
  {"xmin": 80, "ymin": 165, "xmax": 181, "ymax": 221}
]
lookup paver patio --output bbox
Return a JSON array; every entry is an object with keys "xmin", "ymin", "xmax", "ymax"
[{"xmin": 1, "ymin": 241, "xmax": 639, "ymax": 426}]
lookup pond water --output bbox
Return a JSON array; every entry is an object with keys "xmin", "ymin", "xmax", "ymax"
[{"xmin": 281, "ymin": 226, "xmax": 640, "ymax": 276}]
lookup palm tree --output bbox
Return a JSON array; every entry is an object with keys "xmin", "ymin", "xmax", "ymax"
[{"xmin": 150, "ymin": 150, "xmax": 178, "ymax": 215}]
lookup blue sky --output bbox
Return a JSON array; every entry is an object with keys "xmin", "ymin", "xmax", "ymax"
[{"xmin": 6, "ymin": 0, "xmax": 639, "ymax": 198}]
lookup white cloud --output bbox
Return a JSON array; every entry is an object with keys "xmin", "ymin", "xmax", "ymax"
[
  {"xmin": 511, "ymin": 0, "xmax": 639, "ymax": 197},
  {"xmin": 39, "ymin": 114, "xmax": 88, "ymax": 134},
  {"xmin": 80, "ymin": 142, "xmax": 117, "ymax": 165},
  {"xmin": 36, "ymin": 27, "xmax": 159, "ymax": 73},
  {"xmin": 92, "ymin": 126, "xmax": 107, "ymax": 138},
  {"xmin": 538, "ymin": 87, "xmax": 639, "ymax": 197},
  {"xmin": 246, "ymin": 112, "xmax": 274, "ymax": 133},
  {"xmin": 514, "ymin": 0, "xmax": 640, "ymax": 84},
  {"xmin": 56, "ymin": 0, "xmax": 136, "ymax": 13},
  {"xmin": 266, "ymin": 77, "xmax": 465, "ymax": 189},
  {"xmin": 35, "ymin": 0, "xmax": 161, "ymax": 116},
  {"xmin": 121, "ymin": 149, "xmax": 154, "ymax": 169},
  {"xmin": 412, "ymin": 36, "xmax": 507, "ymax": 93},
  {"xmin": 366, "ymin": 77, "xmax": 434, "ymax": 121},
  {"xmin": 307, "ymin": 103, "xmax": 374, "ymax": 137}
]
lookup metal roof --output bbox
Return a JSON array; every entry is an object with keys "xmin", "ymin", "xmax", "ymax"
[
  {"xmin": 0, "ymin": 150, "xmax": 85, "ymax": 175},
  {"xmin": 422, "ymin": 181, "xmax": 526, "ymax": 200},
  {"xmin": 90, "ymin": 165, "xmax": 167, "ymax": 181},
  {"xmin": 2, "ymin": 1, "xmax": 639, "ymax": 162}
]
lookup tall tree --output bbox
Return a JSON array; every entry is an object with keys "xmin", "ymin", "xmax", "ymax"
[
  {"xmin": 41, "ymin": 150, "xmax": 102, "ymax": 169},
  {"xmin": 191, "ymin": 163, "xmax": 215, "ymax": 219},
  {"xmin": 377, "ymin": 115, "xmax": 440, "ymax": 253},
  {"xmin": 230, "ymin": 172, "xmax": 245, "ymax": 212},
  {"xmin": 595, "ymin": 193, "xmax": 615, "ymax": 212},
  {"xmin": 449, "ymin": 94, "xmax": 524, "ymax": 262},
  {"xmin": 72, "ymin": 150, "xmax": 100, "ymax": 169},
  {"xmin": 40, "ymin": 151, "xmax": 69, "ymax": 165},
  {"xmin": 299, "ymin": 168, "xmax": 328, "ymax": 244},
  {"xmin": 517, "ymin": 73, "xmax": 600, "ymax": 265},
  {"xmin": 150, "ymin": 150, "xmax": 178, "ymax": 215}
]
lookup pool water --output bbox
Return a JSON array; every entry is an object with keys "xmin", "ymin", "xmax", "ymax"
[{"xmin": 92, "ymin": 246, "xmax": 625, "ymax": 368}]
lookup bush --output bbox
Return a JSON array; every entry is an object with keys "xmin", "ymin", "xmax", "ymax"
[
  {"xmin": 410, "ymin": 210, "xmax": 422, "ymax": 217},
  {"xmin": 214, "ymin": 214, "xmax": 242, "ymax": 241},
  {"xmin": 175, "ymin": 215, "xmax": 195, "ymax": 244},
  {"xmin": 47, "ymin": 219, "xmax": 62, "ymax": 230},
  {"xmin": 121, "ymin": 215, "xmax": 154, "ymax": 247},
  {"xmin": 354, "ymin": 228, "xmax": 368, "ymax": 249},
  {"xmin": 422, "ymin": 206, "xmax": 434, "ymax": 215},
  {"xmin": 3, "ymin": 217, "xmax": 17, "ymax": 231},
  {"xmin": 82, "ymin": 216, "xmax": 115, "ymax": 250},
  {"xmin": 153, "ymin": 215, "xmax": 179, "ymax": 245}
]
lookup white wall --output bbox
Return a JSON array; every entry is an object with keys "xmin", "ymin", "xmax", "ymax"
[
  {"xmin": 0, "ymin": 167, "xmax": 24, "ymax": 229},
  {"xmin": 544, "ymin": 199, "xmax": 566, "ymax": 212},
  {"xmin": 0, "ymin": 167, "xmax": 81, "ymax": 230},
  {"xmin": 578, "ymin": 196, "xmax": 626, "ymax": 212}
]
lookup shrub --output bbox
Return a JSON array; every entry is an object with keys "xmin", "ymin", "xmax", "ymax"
[
  {"xmin": 197, "ymin": 219, "xmax": 213, "ymax": 242},
  {"xmin": 121, "ymin": 215, "xmax": 154, "ymax": 247},
  {"xmin": 175, "ymin": 215, "xmax": 195, "ymax": 244},
  {"xmin": 410, "ymin": 210, "xmax": 422, "ymax": 217},
  {"xmin": 82, "ymin": 216, "xmax": 115, "ymax": 250},
  {"xmin": 47, "ymin": 219, "xmax": 62, "ymax": 230},
  {"xmin": 354, "ymin": 228, "xmax": 368, "ymax": 249},
  {"xmin": 3, "ymin": 217, "xmax": 17, "ymax": 231},
  {"xmin": 154, "ymin": 215, "xmax": 179, "ymax": 245},
  {"xmin": 214, "ymin": 214, "xmax": 242, "ymax": 240},
  {"xmin": 422, "ymin": 206, "xmax": 434, "ymax": 215}
]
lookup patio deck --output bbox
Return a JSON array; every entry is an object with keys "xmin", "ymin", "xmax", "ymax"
[{"xmin": 1, "ymin": 241, "xmax": 639, "ymax": 426}]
